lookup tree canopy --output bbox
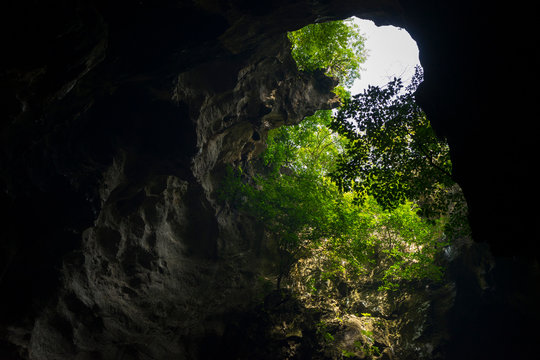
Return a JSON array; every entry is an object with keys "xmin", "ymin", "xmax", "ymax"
[
  {"xmin": 330, "ymin": 68, "xmax": 452, "ymax": 207},
  {"xmin": 330, "ymin": 67, "xmax": 469, "ymax": 234},
  {"xmin": 288, "ymin": 19, "xmax": 367, "ymax": 87}
]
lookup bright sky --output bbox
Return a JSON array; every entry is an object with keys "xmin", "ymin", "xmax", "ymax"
[{"xmin": 349, "ymin": 18, "xmax": 421, "ymax": 95}]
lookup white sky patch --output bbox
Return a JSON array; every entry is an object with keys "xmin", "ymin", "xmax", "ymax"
[{"xmin": 349, "ymin": 18, "xmax": 421, "ymax": 95}]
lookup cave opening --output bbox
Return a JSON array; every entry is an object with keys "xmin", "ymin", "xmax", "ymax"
[
  {"xmin": 220, "ymin": 17, "xmax": 473, "ymax": 359},
  {"xmin": 348, "ymin": 18, "xmax": 421, "ymax": 93}
]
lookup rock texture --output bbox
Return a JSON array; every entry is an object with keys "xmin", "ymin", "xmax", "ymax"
[
  {"xmin": 287, "ymin": 236, "xmax": 540, "ymax": 360},
  {"xmin": 1, "ymin": 1, "xmax": 539, "ymax": 359}
]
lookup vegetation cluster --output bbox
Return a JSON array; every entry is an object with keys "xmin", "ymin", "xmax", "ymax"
[{"xmin": 221, "ymin": 18, "xmax": 468, "ymax": 303}]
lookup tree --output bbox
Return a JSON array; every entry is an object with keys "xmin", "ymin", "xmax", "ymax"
[
  {"xmin": 330, "ymin": 68, "xmax": 455, "ymax": 212},
  {"xmin": 288, "ymin": 19, "xmax": 367, "ymax": 87},
  {"xmin": 262, "ymin": 110, "xmax": 343, "ymax": 177}
]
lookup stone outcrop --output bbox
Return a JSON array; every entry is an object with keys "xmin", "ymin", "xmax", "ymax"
[{"xmin": 1, "ymin": 1, "xmax": 539, "ymax": 359}]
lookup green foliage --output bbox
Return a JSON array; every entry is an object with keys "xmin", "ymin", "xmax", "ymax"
[
  {"xmin": 342, "ymin": 332, "xmax": 381, "ymax": 358},
  {"xmin": 221, "ymin": 111, "xmax": 450, "ymax": 291},
  {"xmin": 330, "ymin": 68, "xmax": 454, "ymax": 213},
  {"xmin": 262, "ymin": 109, "xmax": 343, "ymax": 177},
  {"xmin": 361, "ymin": 329, "xmax": 373, "ymax": 338},
  {"xmin": 342, "ymin": 349, "xmax": 356, "ymax": 358},
  {"xmin": 330, "ymin": 67, "xmax": 470, "ymax": 237},
  {"xmin": 302, "ymin": 196, "xmax": 449, "ymax": 291},
  {"xmin": 324, "ymin": 332, "xmax": 335, "ymax": 343},
  {"xmin": 316, "ymin": 320, "xmax": 336, "ymax": 344},
  {"xmin": 288, "ymin": 19, "xmax": 367, "ymax": 87}
]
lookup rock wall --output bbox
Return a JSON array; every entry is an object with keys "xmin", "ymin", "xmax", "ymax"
[{"xmin": 1, "ymin": 1, "xmax": 539, "ymax": 359}]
